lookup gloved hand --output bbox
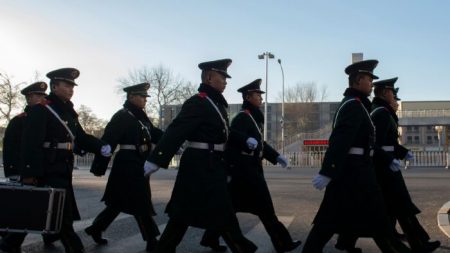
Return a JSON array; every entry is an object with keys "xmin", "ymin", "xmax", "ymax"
[
  {"xmin": 276, "ymin": 155, "xmax": 289, "ymax": 168},
  {"xmin": 176, "ymin": 147, "xmax": 184, "ymax": 155},
  {"xmin": 100, "ymin": 145, "xmax": 112, "ymax": 157},
  {"xmin": 405, "ymin": 151, "xmax": 414, "ymax": 161},
  {"xmin": 389, "ymin": 159, "xmax": 401, "ymax": 172},
  {"xmin": 312, "ymin": 174, "xmax": 331, "ymax": 190},
  {"xmin": 144, "ymin": 161, "xmax": 160, "ymax": 177},
  {"xmin": 246, "ymin": 137, "xmax": 258, "ymax": 150}
]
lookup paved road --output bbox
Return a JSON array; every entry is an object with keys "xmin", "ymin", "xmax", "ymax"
[{"xmin": 3, "ymin": 166, "xmax": 450, "ymax": 252}]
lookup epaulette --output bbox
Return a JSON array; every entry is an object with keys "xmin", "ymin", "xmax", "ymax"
[
  {"xmin": 40, "ymin": 99, "xmax": 51, "ymax": 106},
  {"xmin": 17, "ymin": 112, "xmax": 27, "ymax": 118},
  {"xmin": 197, "ymin": 92, "xmax": 207, "ymax": 98}
]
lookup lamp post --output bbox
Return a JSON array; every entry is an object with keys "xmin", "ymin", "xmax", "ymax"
[
  {"xmin": 277, "ymin": 59, "xmax": 285, "ymax": 155},
  {"xmin": 258, "ymin": 52, "xmax": 275, "ymax": 141}
]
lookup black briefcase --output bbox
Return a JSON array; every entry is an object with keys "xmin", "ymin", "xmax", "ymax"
[{"xmin": 0, "ymin": 179, "xmax": 66, "ymax": 234}]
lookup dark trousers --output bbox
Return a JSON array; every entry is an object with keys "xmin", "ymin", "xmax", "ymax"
[
  {"xmin": 397, "ymin": 215, "xmax": 431, "ymax": 250},
  {"xmin": 336, "ymin": 215, "xmax": 431, "ymax": 252},
  {"xmin": 157, "ymin": 218, "xmax": 256, "ymax": 253},
  {"xmin": 89, "ymin": 205, "xmax": 159, "ymax": 241},
  {"xmin": 302, "ymin": 222, "xmax": 411, "ymax": 253},
  {"xmin": 202, "ymin": 213, "xmax": 294, "ymax": 252}
]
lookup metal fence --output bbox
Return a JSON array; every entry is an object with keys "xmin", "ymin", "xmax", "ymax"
[{"xmin": 0, "ymin": 150, "xmax": 447, "ymax": 171}]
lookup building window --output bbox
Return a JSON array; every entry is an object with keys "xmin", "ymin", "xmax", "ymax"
[
  {"xmin": 427, "ymin": 136, "xmax": 433, "ymax": 144},
  {"xmin": 434, "ymin": 136, "xmax": 439, "ymax": 144},
  {"xmin": 414, "ymin": 136, "xmax": 420, "ymax": 144},
  {"xmin": 407, "ymin": 136, "xmax": 413, "ymax": 144}
]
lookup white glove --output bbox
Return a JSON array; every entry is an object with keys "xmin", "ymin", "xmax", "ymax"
[
  {"xmin": 405, "ymin": 151, "xmax": 414, "ymax": 161},
  {"xmin": 246, "ymin": 137, "xmax": 258, "ymax": 150},
  {"xmin": 312, "ymin": 174, "xmax": 331, "ymax": 190},
  {"xmin": 176, "ymin": 147, "xmax": 184, "ymax": 155},
  {"xmin": 100, "ymin": 145, "xmax": 112, "ymax": 157},
  {"xmin": 144, "ymin": 161, "xmax": 160, "ymax": 177},
  {"xmin": 389, "ymin": 159, "xmax": 401, "ymax": 172},
  {"xmin": 276, "ymin": 155, "xmax": 289, "ymax": 168}
]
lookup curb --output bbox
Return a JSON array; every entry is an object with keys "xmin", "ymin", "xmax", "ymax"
[{"xmin": 437, "ymin": 201, "xmax": 450, "ymax": 238}]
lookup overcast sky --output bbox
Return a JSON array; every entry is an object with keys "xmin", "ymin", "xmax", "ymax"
[{"xmin": 1, "ymin": 0, "xmax": 449, "ymax": 120}]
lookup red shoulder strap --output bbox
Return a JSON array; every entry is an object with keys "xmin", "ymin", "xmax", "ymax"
[{"xmin": 197, "ymin": 92, "xmax": 207, "ymax": 98}]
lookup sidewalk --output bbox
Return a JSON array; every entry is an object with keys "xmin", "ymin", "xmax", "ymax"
[{"xmin": 438, "ymin": 201, "xmax": 450, "ymax": 238}]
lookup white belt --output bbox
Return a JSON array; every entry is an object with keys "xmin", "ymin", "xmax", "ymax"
[
  {"xmin": 120, "ymin": 144, "xmax": 136, "ymax": 150},
  {"xmin": 186, "ymin": 141, "xmax": 225, "ymax": 151},
  {"xmin": 348, "ymin": 147, "xmax": 374, "ymax": 157},
  {"xmin": 120, "ymin": 144, "xmax": 152, "ymax": 151},
  {"xmin": 381, "ymin": 146, "xmax": 395, "ymax": 152},
  {"xmin": 43, "ymin": 142, "xmax": 72, "ymax": 150}
]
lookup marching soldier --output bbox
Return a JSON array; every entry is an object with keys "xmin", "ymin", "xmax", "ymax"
[
  {"xmin": 16, "ymin": 68, "xmax": 110, "ymax": 253},
  {"xmin": 200, "ymin": 79, "xmax": 301, "ymax": 252},
  {"xmin": 144, "ymin": 59, "xmax": 257, "ymax": 253},
  {"xmin": 370, "ymin": 78, "xmax": 441, "ymax": 252},
  {"xmin": 85, "ymin": 82, "xmax": 163, "ymax": 252},
  {"xmin": 302, "ymin": 60, "xmax": 411, "ymax": 253},
  {"xmin": 0, "ymin": 82, "xmax": 59, "ymax": 252}
]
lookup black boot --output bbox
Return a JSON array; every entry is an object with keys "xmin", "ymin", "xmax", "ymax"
[
  {"xmin": 84, "ymin": 226, "xmax": 108, "ymax": 245},
  {"xmin": 42, "ymin": 234, "xmax": 59, "ymax": 246},
  {"xmin": 146, "ymin": 237, "xmax": 158, "ymax": 252},
  {"xmin": 0, "ymin": 242, "xmax": 21, "ymax": 253},
  {"xmin": 411, "ymin": 240, "xmax": 441, "ymax": 253},
  {"xmin": 200, "ymin": 232, "xmax": 227, "ymax": 252},
  {"xmin": 282, "ymin": 240, "xmax": 302, "ymax": 252}
]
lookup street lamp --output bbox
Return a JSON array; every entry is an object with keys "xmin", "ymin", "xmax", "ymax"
[
  {"xmin": 277, "ymin": 59, "xmax": 285, "ymax": 155},
  {"xmin": 258, "ymin": 52, "xmax": 275, "ymax": 141}
]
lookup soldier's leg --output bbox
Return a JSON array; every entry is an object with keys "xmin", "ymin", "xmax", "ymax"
[
  {"xmin": 0, "ymin": 232, "xmax": 26, "ymax": 252},
  {"xmin": 155, "ymin": 219, "xmax": 188, "ymax": 253},
  {"xmin": 335, "ymin": 233, "xmax": 361, "ymax": 253},
  {"xmin": 259, "ymin": 213, "xmax": 301, "ymax": 252},
  {"xmin": 59, "ymin": 214, "xmax": 84, "ymax": 253},
  {"xmin": 373, "ymin": 234, "xmax": 411, "ymax": 253},
  {"xmin": 301, "ymin": 222, "xmax": 335, "ymax": 253},
  {"xmin": 134, "ymin": 214, "xmax": 160, "ymax": 252},
  {"xmin": 84, "ymin": 205, "xmax": 120, "ymax": 244},
  {"xmin": 220, "ymin": 215, "xmax": 257, "ymax": 253},
  {"xmin": 200, "ymin": 229, "xmax": 226, "ymax": 251},
  {"xmin": 398, "ymin": 215, "xmax": 440, "ymax": 252}
]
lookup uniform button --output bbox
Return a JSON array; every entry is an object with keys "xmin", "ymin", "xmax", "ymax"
[
  {"xmin": 158, "ymin": 152, "xmax": 163, "ymax": 155},
  {"xmin": 331, "ymin": 164, "xmax": 335, "ymax": 168},
  {"xmin": 26, "ymin": 165, "xmax": 30, "ymax": 168}
]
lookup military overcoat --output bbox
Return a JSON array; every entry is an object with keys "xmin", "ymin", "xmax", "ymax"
[
  {"xmin": 20, "ymin": 93, "xmax": 104, "ymax": 221},
  {"xmin": 2, "ymin": 107, "xmax": 29, "ymax": 177},
  {"xmin": 313, "ymin": 88, "xmax": 390, "ymax": 236},
  {"xmin": 227, "ymin": 104, "xmax": 279, "ymax": 216},
  {"xmin": 371, "ymin": 97, "xmax": 420, "ymax": 217},
  {"xmin": 90, "ymin": 101, "xmax": 163, "ymax": 216},
  {"xmin": 149, "ymin": 83, "xmax": 244, "ymax": 230}
]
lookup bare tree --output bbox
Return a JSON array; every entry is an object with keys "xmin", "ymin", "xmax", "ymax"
[
  {"xmin": 118, "ymin": 65, "xmax": 196, "ymax": 127},
  {"xmin": 276, "ymin": 81, "xmax": 328, "ymax": 139},
  {"xmin": 0, "ymin": 73, "xmax": 24, "ymax": 125},
  {"xmin": 77, "ymin": 104, "xmax": 107, "ymax": 137}
]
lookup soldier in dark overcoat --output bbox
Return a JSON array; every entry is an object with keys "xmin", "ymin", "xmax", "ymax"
[
  {"xmin": 85, "ymin": 82, "xmax": 163, "ymax": 252},
  {"xmin": 200, "ymin": 79, "xmax": 301, "ymax": 253},
  {"xmin": 145, "ymin": 59, "xmax": 257, "ymax": 253},
  {"xmin": 3, "ymin": 82, "xmax": 48, "ymax": 179},
  {"xmin": 17, "ymin": 68, "xmax": 110, "ymax": 253},
  {"xmin": 370, "ymin": 78, "xmax": 440, "ymax": 252},
  {"xmin": 0, "ymin": 82, "xmax": 60, "ymax": 252},
  {"xmin": 302, "ymin": 60, "xmax": 411, "ymax": 253}
]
